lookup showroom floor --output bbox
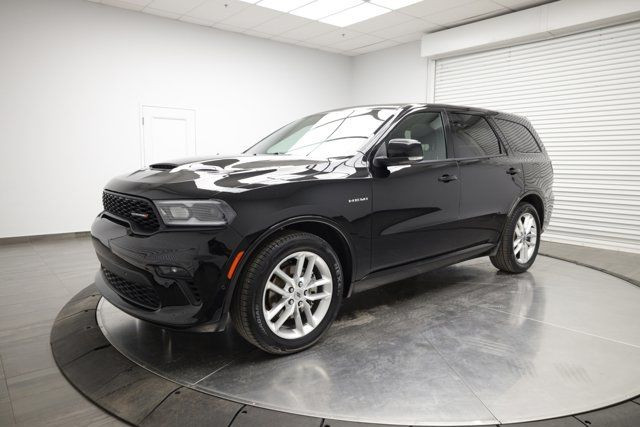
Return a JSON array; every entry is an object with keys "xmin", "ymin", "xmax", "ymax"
[
  {"xmin": 1, "ymin": 234, "xmax": 639, "ymax": 426},
  {"xmin": 0, "ymin": 235, "xmax": 125, "ymax": 426}
]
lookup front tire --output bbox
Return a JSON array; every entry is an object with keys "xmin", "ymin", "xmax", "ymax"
[
  {"xmin": 490, "ymin": 203, "xmax": 540, "ymax": 273},
  {"xmin": 230, "ymin": 231, "xmax": 343, "ymax": 355}
]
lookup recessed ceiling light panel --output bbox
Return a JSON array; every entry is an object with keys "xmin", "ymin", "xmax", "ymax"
[
  {"xmin": 257, "ymin": 0, "xmax": 315, "ymax": 13},
  {"xmin": 291, "ymin": 0, "xmax": 363, "ymax": 20},
  {"xmin": 370, "ymin": 0, "xmax": 422, "ymax": 9},
  {"xmin": 320, "ymin": 2, "xmax": 390, "ymax": 27}
]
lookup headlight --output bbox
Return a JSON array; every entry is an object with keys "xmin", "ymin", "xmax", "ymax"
[{"xmin": 154, "ymin": 200, "xmax": 236, "ymax": 226}]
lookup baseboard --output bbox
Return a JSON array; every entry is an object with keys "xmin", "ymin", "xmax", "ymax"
[{"xmin": 0, "ymin": 231, "xmax": 91, "ymax": 245}]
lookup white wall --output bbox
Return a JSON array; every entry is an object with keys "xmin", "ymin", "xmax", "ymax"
[
  {"xmin": 0, "ymin": 0, "xmax": 351, "ymax": 238},
  {"xmin": 350, "ymin": 41, "xmax": 428, "ymax": 105}
]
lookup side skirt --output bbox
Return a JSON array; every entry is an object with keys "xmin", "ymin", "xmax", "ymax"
[{"xmin": 351, "ymin": 243, "xmax": 495, "ymax": 294}]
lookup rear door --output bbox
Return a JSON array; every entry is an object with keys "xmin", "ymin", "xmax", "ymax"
[
  {"xmin": 371, "ymin": 109, "xmax": 461, "ymax": 270},
  {"xmin": 446, "ymin": 110, "xmax": 524, "ymax": 247}
]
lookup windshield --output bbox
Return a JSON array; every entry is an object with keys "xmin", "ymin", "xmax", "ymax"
[{"xmin": 245, "ymin": 107, "xmax": 398, "ymax": 159}]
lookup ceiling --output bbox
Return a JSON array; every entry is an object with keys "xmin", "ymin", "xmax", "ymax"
[{"xmin": 87, "ymin": 0, "xmax": 555, "ymax": 56}]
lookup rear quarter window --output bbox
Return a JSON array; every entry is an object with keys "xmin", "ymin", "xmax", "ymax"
[
  {"xmin": 495, "ymin": 119, "xmax": 541, "ymax": 153},
  {"xmin": 448, "ymin": 113, "xmax": 502, "ymax": 158}
]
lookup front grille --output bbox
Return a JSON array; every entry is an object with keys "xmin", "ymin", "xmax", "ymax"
[
  {"xmin": 102, "ymin": 191, "xmax": 160, "ymax": 231},
  {"xmin": 102, "ymin": 267, "xmax": 160, "ymax": 310}
]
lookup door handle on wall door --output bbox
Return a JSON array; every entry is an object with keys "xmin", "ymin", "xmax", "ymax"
[{"xmin": 438, "ymin": 174, "xmax": 458, "ymax": 183}]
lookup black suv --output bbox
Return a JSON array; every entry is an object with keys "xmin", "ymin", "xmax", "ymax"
[{"xmin": 92, "ymin": 104, "xmax": 553, "ymax": 354}]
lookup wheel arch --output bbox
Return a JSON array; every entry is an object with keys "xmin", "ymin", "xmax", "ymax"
[
  {"xmin": 518, "ymin": 192, "xmax": 545, "ymax": 228},
  {"xmin": 224, "ymin": 216, "xmax": 356, "ymax": 318},
  {"xmin": 282, "ymin": 220, "xmax": 354, "ymax": 295},
  {"xmin": 514, "ymin": 192, "xmax": 544, "ymax": 227}
]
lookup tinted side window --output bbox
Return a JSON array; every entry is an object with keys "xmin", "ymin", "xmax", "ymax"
[
  {"xmin": 448, "ymin": 113, "xmax": 501, "ymax": 158},
  {"xmin": 384, "ymin": 112, "xmax": 447, "ymax": 161},
  {"xmin": 495, "ymin": 119, "xmax": 541, "ymax": 153}
]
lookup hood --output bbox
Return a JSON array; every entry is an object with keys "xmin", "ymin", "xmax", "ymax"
[{"xmin": 105, "ymin": 155, "xmax": 357, "ymax": 200}]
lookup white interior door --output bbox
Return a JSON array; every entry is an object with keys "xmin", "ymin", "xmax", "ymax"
[{"xmin": 141, "ymin": 106, "xmax": 196, "ymax": 166}]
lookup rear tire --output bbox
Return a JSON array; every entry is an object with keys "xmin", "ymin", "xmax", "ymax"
[
  {"xmin": 230, "ymin": 231, "xmax": 343, "ymax": 355},
  {"xmin": 490, "ymin": 203, "xmax": 540, "ymax": 274}
]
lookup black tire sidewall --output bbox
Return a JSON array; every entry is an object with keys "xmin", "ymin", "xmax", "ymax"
[
  {"xmin": 247, "ymin": 233, "xmax": 343, "ymax": 353},
  {"xmin": 506, "ymin": 203, "xmax": 541, "ymax": 271}
]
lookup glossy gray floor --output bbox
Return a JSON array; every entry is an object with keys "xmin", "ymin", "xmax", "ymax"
[
  {"xmin": 98, "ymin": 256, "xmax": 640, "ymax": 426},
  {"xmin": 0, "ymin": 235, "xmax": 126, "ymax": 426}
]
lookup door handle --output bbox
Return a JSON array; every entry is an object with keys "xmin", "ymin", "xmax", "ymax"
[
  {"xmin": 506, "ymin": 167, "xmax": 521, "ymax": 175},
  {"xmin": 438, "ymin": 174, "xmax": 458, "ymax": 183}
]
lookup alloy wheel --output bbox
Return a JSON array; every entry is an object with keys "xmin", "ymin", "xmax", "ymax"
[
  {"xmin": 262, "ymin": 251, "xmax": 333, "ymax": 339},
  {"xmin": 513, "ymin": 212, "xmax": 537, "ymax": 264}
]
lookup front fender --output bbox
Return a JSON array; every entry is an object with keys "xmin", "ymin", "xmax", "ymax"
[{"xmin": 221, "ymin": 214, "xmax": 360, "ymax": 319}]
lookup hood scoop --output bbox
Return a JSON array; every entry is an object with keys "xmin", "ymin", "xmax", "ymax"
[{"xmin": 149, "ymin": 162, "xmax": 178, "ymax": 170}]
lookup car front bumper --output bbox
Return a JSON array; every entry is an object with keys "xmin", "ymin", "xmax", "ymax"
[{"xmin": 91, "ymin": 214, "xmax": 243, "ymax": 330}]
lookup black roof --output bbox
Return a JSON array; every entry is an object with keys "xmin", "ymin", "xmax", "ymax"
[
  {"xmin": 318, "ymin": 103, "xmax": 531, "ymax": 124},
  {"xmin": 342, "ymin": 103, "xmax": 502, "ymax": 114}
]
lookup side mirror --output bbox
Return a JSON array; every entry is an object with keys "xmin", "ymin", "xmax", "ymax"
[{"xmin": 373, "ymin": 139, "xmax": 423, "ymax": 167}]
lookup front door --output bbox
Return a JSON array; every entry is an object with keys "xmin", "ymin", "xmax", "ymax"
[{"xmin": 371, "ymin": 110, "xmax": 461, "ymax": 271}]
